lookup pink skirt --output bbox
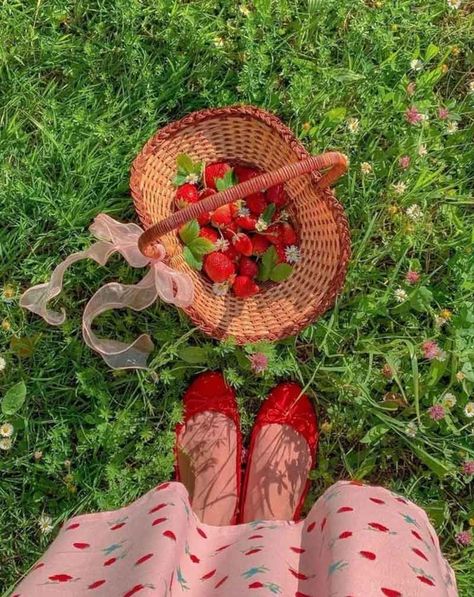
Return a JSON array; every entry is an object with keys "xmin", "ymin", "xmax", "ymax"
[{"xmin": 13, "ymin": 480, "xmax": 457, "ymax": 596}]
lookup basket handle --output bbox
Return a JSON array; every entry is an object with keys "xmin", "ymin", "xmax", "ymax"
[{"xmin": 138, "ymin": 151, "xmax": 348, "ymax": 258}]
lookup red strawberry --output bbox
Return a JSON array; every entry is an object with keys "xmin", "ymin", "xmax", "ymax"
[
  {"xmin": 211, "ymin": 204, "xmax": 233, "ymax": 227},
  {"xmin": 199, "ymin": 226, "xmax": 218, "ymax": 244},
  {"xmin": 252, "ymin": 234, "xmax": 270, "ymax": 255},
  {"xmin": 235, "ymin": 215, "xmax": 257, "ymax": 230},
  {"xmin": 239, "ymin": 257, "xmax": 258, "ymax": 278},
  {"xmin": 232, "ymin": 233, "xmax": 253, "ymax": 256},
  {"xmin": 233, "ymin": 276, "xmax": 259, "ymax": 298},
  {"xmin": 234, "ymin": 165, "xmax": 261, "ymax": 182},
  {"xmin": 204, "ymin": 253, "xmax": 235, "ymax": 283},
  {"xmin": 204, "ymin": 162, "xmax": 232, "ymax": 189},
  {"xmin": 266, "ymin": 183, "xmax": 287, "ymax": 207},
  {"xmin": 223, "ymin": 244, "xmax": 240, "ymax": 263},
  {"xmin": 223, "ymin": 221, "xmax": 240, "ymax": 240},
  {"xmin": 230, "ymin": 202, "xmax": 241, "ymax": 218},
  {"xmin": 279, "ymin": 222, "xmax": 298, "ymax": 246},
  {"xmin": 88, "ymin": 579, "xmax": 106, "ymax": 590},
  {"xmin": 245, "ymin": 192, "xmax": 267, "ymax": 216},
  {"xmin": 176, "ymin": 183, "xmax": 199, "ymax": 208},
  {"xmin": 274, "ymin": 243, "xmax": 287, "ymax": 264},
  {"xmin": 197, "ymin": 189, "xmax": 215, "ymax": 225},
  {"xmin": 265, "ymin": 224, "xmax": 281, "ymax": 245}
]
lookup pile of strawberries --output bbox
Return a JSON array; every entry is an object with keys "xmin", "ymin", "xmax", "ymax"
[{"xmin": 173, "ymin": 155, "xmax": 301, "ymax": 298}]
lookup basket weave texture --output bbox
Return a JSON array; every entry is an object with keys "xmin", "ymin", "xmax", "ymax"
[{"xmin": 130, "ymin": 105, "xmax": 350, "ymax": 343}]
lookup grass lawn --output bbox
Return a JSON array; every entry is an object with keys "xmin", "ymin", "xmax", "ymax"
[{"xmin": 1, "ymin": 0, "xmax": 473, "ymax": 593}]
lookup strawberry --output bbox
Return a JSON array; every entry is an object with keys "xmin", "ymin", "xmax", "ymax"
[
  {"xmin": 266, "ymin": 183, "xmax": 287, "ymax": 207},
  {"xmin": 232, "ymin": 233, "xmax": 253, "ymax": 256},
  {"xmin": 223, "ymin": 244, "xmax": 240, "ymax": 262},
  {"xmin": 274, "ymin": 243, "xmax": 287, "ymax": 263},
  {"xmin": 204, "ymin": 162, "xmax": 232, "ymax": 190},
  {"xmin": 279, "ymin": 222, "xmax": 298, "ymax": 246},
  {"xmin": 233, "ymin": 275, "xmax": 259, "ymax": 298},
  {"xmin": 175, "ymin": 183, "xmax": 199, "ymax": 208},
  {"xmin": 222, "ymin": 221, "xmax": 240, "ymax": 240},
  {"xmin": 234, "ymin": 165, "xmax": 261, "ymax": 183},
  {"xmin": 211, "ymin": 204, "xmax": 233, "ymax": 228},
  {"xmin": 239, "ymin": 257, "xmax": 258, "ymax": 278},
  {"xmin": 245, "ymin": 192, "xmax": 267, "ymax": 216},
  {"xmin": 251, "ymin": 234, "xmax": 270, "ymax": 255},
  {"xmin": 230, "ymin": 202, "xmax": 241, "ymax": 218},
  {"xmin": 199, "ymin": 227, "xmax": 218, "ymax": 244},
  {"xmin": 235, "ymin": 214, "xmax": 257, "ymax": 230},
  {"xmin": 265, "ymin": 224, "xmax": 281, "ymax": 245},
  {"xmin": 204, "ymin": 253, "xmax": 235, "ymax": 283},
  {"xmin": 197, "ymin": 188, "xmax": 215, "ymax": 225}
]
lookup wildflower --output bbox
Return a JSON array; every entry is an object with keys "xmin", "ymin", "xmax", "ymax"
[
  {"xmin": 0, "ymin": 356, "xmax": 6, "ymax": 372},
  {"xmin": 394, "ymin": 288, "xmax": 408, "ymax": 303},
  {"xmin": 428, "ymin": 404, "xmax": 446, "ymax": 421},
  {"xmin": 399, "ymin": 155, "xmax": 411, "ymax": 170},
  {"xmin": 2, "ymin": 285, "xmax": 15, "ymax": 300},
  {"xmin": 360, "ymin": 162, "xmax": 372, "ymax": 175},
  {"xmin": 214, "ymin": 238, "xmax": 229, "ymax": 252},
  {"xmin": 38, "ymin": 514, "xmax": 54, "ymax": 535},
  {"xmin": 440, "ymin": 309, "xmax": 452, "ymax": 320},
  {"xmin": 382, "ymin": 364, "xmax": 393, "ymax": 379},
  {"xmin": 469, "ymin": 81, "xmax": 474, "ymax": 93},
  {"xmin": 447, "ymin": 0, "xmax": 461, "ymax": 9},
  {"xmin": 470, "ymin": 518, "xmax": 474, "ymax": 527},
  {"xmin": 406, "ymin": 204, "xmax": 423, "ymax": 221},
  {"xmin": 464, "ymin": 402, "xmax": 474, "ymax": 418},
  {"xmin": 347, "ymin": 118, "xmax": 360, "ymax": 134},
  {"xmin": 212, "ymin": 282, "xmax": 229, "ymax": 297},
  {"xmin": 0, "ymin": 438, "xmax": 12, "ymax": 451},
  {"xmin": 255, "ymin": 218, "xmax": 268, "ymax": 232},
  {"xmin": 393, "ymin": 181, "xmax": 407, "ymax": 195},
  {"xmin": 321, "ymin": 421, "xmax": 333, "ymax": 434},
  {"xmin": 405, "ymin": 421, "xmax": 418, "ymax": 438},
  {"xmin": 34, "ymin": 450, "xmax": 43, "ymax": 461},
  {"xmin": 387, "ymin": 204, "xmax": 399, "ymax": 216},
  {"xmin": 441, "ymin": 64, "xmax": 449, "ymax": 74},
  {"xmin": 279, "ymin": 209, "xmax": 289, "ymax": 222},
  {"xmin": 455, "ymin": 371, "xmax": 465, "ymax": 382},
  {"xmin": 410, "ymin": 59, "xmax": 423, "ymax": 72},
  {"xmin": 302, "ymin": 122, "xmax": 311, "ymax": 132},
  {"xmin": 446, "ymin": 121, "xmax": 458, "ymax": 134},
  {"xmin": 248, "ymin": 352, "xmax": 269, "ymax": 374},
  {"xmin": 418, "ymin": 144, "xmax": 428, "ymax": 156},
  {"xmin": 405, "ymin": 270, "xmax": 420, "ymax": 284},
  {"xmin": 285, "ymin": 245, "xmax": 301, "ymax": 264},
  {"xmin": 406, "ymin": 82, "xmax": 416, "ymax": 96},
  {"xmin": 461, "ymin": 460, "xmax": 474, "ymax": 476},
  {"xmin": 213, "ymin": 36, "xmax": 224, "ymax": 48},
  {"xmin": 185, "ymin": 173, "xmax": 199, "ymax": 184},
  {"xmin": 0, "ymin": 422, "xmax": 14, "ymax": 438},
  {"xmin": 405, "ymin": 106, "xmax": 423, "ymax": 125},
  {"xmin": 422, "ymin": 340, "xmax": 446, "ymax": 361},
  {"xmin": 442, "ymin": 393, "xmax": 457, "ymax": 409},
  {"xmin": 455, "ymin": 531, "xmax": 471, "ymax": 547},
  {"xmin": 238, "ymin": 206, "xmax": 250, "ymax": 218},
  {"xmin": 1, "ymin": 319, "xmax": 11, "ymax": 331},
  {"xmin": 435, "ymin": 316, "xmax": 447, "ymax": 327},
  {"xmin": 451, "ymin": 46, "xmax": 461, "ymax": 56},
  {"xmin": 239, "ymin": 4, "xmax": 250, "ymax": 16},
  {"xmin": 438, "ymin": 107, "xmax": 449, "ymax": 120}
]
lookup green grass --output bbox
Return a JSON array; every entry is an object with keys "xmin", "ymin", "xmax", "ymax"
[{"xmin": 1, "ymin": 0, "xmax": 473, "ymax": 593}]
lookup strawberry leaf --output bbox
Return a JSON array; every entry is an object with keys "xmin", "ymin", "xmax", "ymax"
[
  {"xmin": 183, "ymin": 246, "xmax": 203, "ymax": 270},
  {"xmin": 173, "ymin": 173, "xmax": 189, "ymax": 186},
  {"xmin": 261, "ymin": 203, "xmax": 276, "ymax": 225},
  {"xmin": 179, "ymin": 220, "xmax": 200, "ymax": 244},
  {"xmin": 258, "ymin": 246, "xmax": 278, "ymax": 281},
  {"xmin": 269, "ymin": 263, "xmax": 293, "ymax": 282},
  {"xmin": 188, "ymin": 237, "xmax": 215, "ymax": 256},
  {"xmin": 215, "ymin": 169, "xmax": 235, "ymax": 191},
  {"xmin": 176, "ymin": 153, "xmax": 194, "ymax": 173}
]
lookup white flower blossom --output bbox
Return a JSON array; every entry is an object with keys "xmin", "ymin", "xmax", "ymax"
[
  {"xmin": 0, "ymin": 422, "xmax": 14, "ymax": 438},
  {"xmin": 405, "ymin": 421, "xmax": 418, "ymax": 437},
  {"xmin": 446, "ymin": 121, "xmax": 458, "ymax": 134},
  {"xmin": 456, "ymin": 371, "xmax": 465, "ymax": 382},
  {"xmin": 469, "ymin": 81, "xmax": 474, "ymax": 94},
  {"xmin": 394, "ymin": 288, "xmax": 408, "ymax": 303},
  {"xmin": 410, "ymin": 59, "xmax": 423, "ymax": 71},
  {"xmin": 214, "ymin": 238, "xmax": 229, "ymax": 252},
  {"xmin": 418, "ymin": 144, "xmax": 428, "ymax": 156},
  {"xmin": 0, "ymin": 437, "xmax": 12, "ymax": 450},
  {"xmin": 393, "ymin": 181, "xmax": 407, "ymax": 195},
  {"xmin": 347, "ymin": 118, "xmax": 360, "ymax": 134},
  {"xmin": 360, "ymin": 162, "xmax": 372, "ymax": 175},
  {"xmin": 284, "ymin": 245, "xmax": 301, "ymax": 264},
  {"xmin": 255, "ymin": 218, "xmax": 268, "ymax": 232},
  {"xmin": 0, "ymin": 356, "xmax": 6, "ymax": 372},
  {"xmin": 435, "ymin": 315, "xmax": 447, "ymax": 327},
  {"xmin": 406, "ymin": 204, "xmax": 423, "ymax": 222},
  {"xmin": 238, "ymin": 206, "xmax": 250, "ymax": 217},
  {"xmin": 212, "ymin": 282, "xmax": 229, "ymax": 296},
  {"xmin": 441, "ymin": 393, "xmax": 457, "ymax": 409},
  {"xmin": 185, "ymin": 173, "xmax": 199, "ymax": 184},
  {"xmin": 38, "ymin": 514, "xmax": 54, "ymax": 535},
  {"xmin": 464, "ymin": 402, "xmax": 474, "ymax": 418},
  {"xmin": 447, "ymin": 0, "xmax": 461, "ymax": 9}
]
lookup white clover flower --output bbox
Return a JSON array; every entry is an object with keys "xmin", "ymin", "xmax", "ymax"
[
  {"xmin": 410, "ymin": 59, "xmax": 423, "ymax": 71},
  {"xmin": 456, "ymin": 371, "xmax": 465, "ymax": 382},
  {"xmin": 394, "ymin": 288, "xmax": 408, "ymax": 303},
  {"xmin": 405, "ymin": 421, "xmax": 418, "ymax": 437},
  {"xmin": 255, "ymin": 218, "xmax": 268, "ymax": 232},
  {"xmin": 418, "ymin": 144, "xmax": 428, "ymax": 156},
  {"xmin": 347, "ymin": 118, "xmax": 360, "ymax": 134},
  {"xmin": 0, "ymin": 356, "xmax": 6, "ymax": 372},
  {"xmin": 446, "ymin": 121, "xmax": 458, "ymax": 134},
  {"xmin": 360, "ymin": 162, "xmax": 372, "ymax": 175},
  {"xmin": 0, "ymin": 437, "xmax": 12, "ymax": 451},
  {"xmin": 185, "ymin": 173, "xmax": 200, "ymax": 184},
  {"xmin": 279, "ymin": 209, "xmax": 289, "ymax": 222},
  {"xmin": 435, "ymin": 315, "xmax": 447, "ymax": 327},
  {"xmin": 393, "ymin": 181, "xmax": 407, "ymax": 195},
  {"xmin": 238, "ymin": 206, "xmax": 250, "ymax": 217},
  {"xmin": 212, "ymin": 282, "xmax": 229, "ymax": 296},
  {"xmin": 38, "ymin": 513, "xmax": 54, "ymax": 535},
  {"xmin": 464, "ymin": 402, "xmax": 474, "ymax": 418},
  {"xmin": 447, "ymin": 0, "xmax": 461, "ymax": 9},
  {"xmin": 469, "ymin": 81, "xmax": 474, "ymax": 93},
  {"xmin": 441, "ymin": 393, "xmax": 457, "ymax": 409},
  {"xmin": 214, "ymin": 238, "xmax": 229, "ymax": 252},
  {"xmin": 406, "ymin": 204, "xmax": 423, "ymax": 222},
  {"xmin": 239, "ymin": 4, "xmax": 250, "ymax": 16},
  {"xmin": 284, "ymin": 245, "xmax": 301, "ymax": 264},
  {"xmin": 0, "ymin": 422, "xmax": 14, "ymax": 438}
]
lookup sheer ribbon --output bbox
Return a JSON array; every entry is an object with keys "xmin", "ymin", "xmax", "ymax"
[{"xmin": 20, "ymin": 214, "xmax": 194, "ymax": 369}]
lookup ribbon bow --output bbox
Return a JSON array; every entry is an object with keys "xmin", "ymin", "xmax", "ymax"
[{"xmin": 20, "ymin": 214, "xmax": 194, "ymax": 369}]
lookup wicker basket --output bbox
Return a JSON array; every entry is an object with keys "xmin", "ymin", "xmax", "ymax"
[{"xmin": 130, "ymin": 105, "xmax": 350, "ymax": 343}]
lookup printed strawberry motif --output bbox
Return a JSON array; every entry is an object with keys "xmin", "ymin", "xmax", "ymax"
[
  {"xmin": 251, "ymin": 234, "xmax": 270, "ymax": 255},
  {"xmin": 249, "ymin": 581, "xmax": 264, "ymax": 589},
  {"xmin": 307, "ymin": 521, "xmax": 316, "ymax": 533},
  {"xmin": 148, "ymin": 503, "xmax": 167, "ymax": 514},
  {"xmin": 73, "ymin": 542, "xmax": 90, "ymax": 549},
  {"xmin": 124, "ymin": 584, "xmax": 146, "ymax": 597},
  {"xmin": 339, "ymin": 531, "xmax": 353, "ymax": 539},
  {"xmin": 176, "ymin": 183, "xmax": 199, "ymax": 208},
  {"xmin": 412, "ymin": 547, "xmax": 428, "ymax": 561},
  {"xmin": 211, "ymin": 204, "xmax": 233, "ymax": 227},
  {"xmin": 245, "ymin": 548, "xmax": 263, "ymax": 555},
  {"xmin": 290, "ymin": 546, "xmax": 305, "ymax": 553},
  {"xmin": 48, "ymin": 574, "xmax": 73, "ymax": 582},
  {"xmin": 189, "ymin": 553, "xmax": 200, "ymax": 563},
  {"xmin": 88, "ymin": 579, "xmax": 106, "ymax": 590},
  {"xmin": 381, "ymin": 589, "xmax": 402, "ymax": 597},
  {"xmin": 33, "ymin": 562, "xmax": 45, "ymax": 570},
  {"xmin": 239, "ymin": 256, "xmax": 258, "ymax": 278},
  {"xmin": 232, "ymin": 232, "xmax": 253, "ymax": 256},
  {"xmin": 103, "ymin": 557, "xmax": 117, "ymax": 567},
  {"xmin": 233, "ymin": 275, "xmax": 259, "ymax": 298},
  {"xmin": 360, "ymin": 550, "xmax": 376, "ymax": 560},
  {"xmin": 110, "ymin": 522, "xmax": 126, "ymax": 530},
  {"xmin": 245, "ymin": 192, "xmax": 267, "ymax": 216},
  {"xmin": 337, "ymin": 506, "xmax": 354, "ymax": 513},
  {"xmin": 216, "ymin": 543, "xmax": 231, "ymax": 551},
  {"xmin": 200, "ymin": 569, "xmax": 216, "ymax": 580},
  {"xmin": 151, "ymin": 517, "xmax": 167, "ymax": 526},
  {"xmin": 370, "ymin": 497, "xmax": 385, "ymax": 504},
  {"xmin": 214, "ymin": 576, "xmax": 229, "ymax": 589},
  {"xmin": 411, "ymin": 529, "xmax": 423, "ymax": 541},
  {"xmin": 197, "ymin": 527, "xmax": 208, "ymax": 538},
  {"xmin": 321, "ymin": 517, "xmax": 327, "ymax": 531},
  {"xmin": 248, "ymin": 534, "xmax": 264, "ymax": 539},
  {"xmin": 135, "ymin": 553, "xmax": 154, "ymax": 565},
  {"xmin": 65, "ymin": 522, "xmax": 80, "ymax": 530},
  {"xmin": 204, "ymin": 162, "xmax": 232, "ymax": 189},
  {"xmin": 289, "ymin": 567, "xmax": 314, "ymax": 580},
  {"xmin": 234, "ymin": 165, "xmax": 261, "ymax": 182},
  {"xmin": 266, "ymin": 183, "xmax": 287, "ymax": 207},
  {"xmin": 156, "ymin": 482, "xmax": 170, "ymax": 491},
  {"xmin": 163, "ymin": 530, "xmax": 177, "ymax": 541},
  {"xmin": 204, "ymin": 252, "xmax": 235, "ymax": 283},
  {"xmin": 417, "ymin": 575, "xmax": 435, "ymax": 586},
  {"xmin": 369, "ymin": 522, "xmax": 390, "ymax": 532}
]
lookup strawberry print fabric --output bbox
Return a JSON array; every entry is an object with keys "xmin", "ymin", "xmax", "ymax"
[{"xmin": 13, "ymin": 480, "xmax": 457, "ymax": 596}]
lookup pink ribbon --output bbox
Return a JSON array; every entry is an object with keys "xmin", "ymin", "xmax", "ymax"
[{"xmin": 20, "ymin": 214, "xmax": 194, "ymax": 369}]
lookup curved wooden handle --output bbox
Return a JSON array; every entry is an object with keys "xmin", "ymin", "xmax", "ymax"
[{"xmin": 138, "ymin": 152, "xmax": 348, "ymax": 258}]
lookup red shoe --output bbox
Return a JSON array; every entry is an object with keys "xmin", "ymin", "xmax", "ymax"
[
  {"xmin": 176, "ymin": 372, "xmax": 242, "ymax": 525},
  {"xmin": 239, "ymin": 382, "xmax": 318, "ymax": 523}
]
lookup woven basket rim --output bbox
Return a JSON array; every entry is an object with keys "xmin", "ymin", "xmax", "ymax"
[{"xmin": 130, "ymin": 104, "xmax": 351, "ymax": 342}]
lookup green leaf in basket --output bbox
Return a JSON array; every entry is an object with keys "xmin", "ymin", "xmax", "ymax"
[
  {"xmin": 261, "ymin": 203, "xmax": 276, "ymax": 225},
  {"xmin": 269, "ymin": 262, "xmax": 293, "ymax": 282},
  {"xmin": 2, "ymin": 381, "xmax": 27, "ymax": 416},
  {"xmin": 179, "ymin": 220, "xmax": 200, "ymax": 245},
  {"xmin": 183, "ymin": 246, "xmax": 203, "ymax": 270},
  {"xmin": 258, "ymin": 246, "xmax": 278, "ymax": 282},
  {"xmin": 188, "ymin": 237, "xmax": 215, "ymax": 256},
  {"xmin": 215, "ymin": 169, "xmax": 235, "ymax": 191},
  {"xmin": 176, "ymin": 153, "xmax": 195, "ymax": 173}
]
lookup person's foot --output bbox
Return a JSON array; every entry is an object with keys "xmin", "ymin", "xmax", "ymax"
[
  {"xmin": 239, "ymin": 382, "xmax": 318, "ymax": 523},
  {"xmin": 176, "ymin": 372, "xmax": 241, "ymax": 525}
]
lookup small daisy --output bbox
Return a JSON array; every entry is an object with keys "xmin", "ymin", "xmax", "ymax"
[
  {"xmin": 212, "ymin": 282, "xmax": 229, "ymax": 297},
  {"xmin": 394, "ymin": 288, "xmax": 408, "ymax": 303},
  {"xmin": 438, "ymin": 107, "xmax": 449, "ymax": 120},
  {"xmin": 214, "ymin": 238, "xmax": 229, "ymax": 252},
  {"xmin": 447, "ymin": 0, "xmax": 461, "ymax": 9},
  {"xmin": 455, "ymin": 371, "xmax": 465, "ymax": 382},
  {"xmin": 238, "ymin": 206, "xmax": 250, "ymax": 217},
  {"xmin": 0, "ymin": 422, "xmax": 14, "ymax": 438},
  {"xmin": 185, "ymin": 173, "xmax": 200, "ymax": 184},
  {"xmin": 2, "ymin": 285, "xmax": 15, "ymax": 301},
  {"xmin": 441, "ymin": 393, "xmax": 457, "ymax": 409},
  {"xmin": 464, "ymin": 402, "xmax": 474, "ymax": 418},
  {"xmin": 410, "ymin": 59, "xmax": 423, "ymax": 71},
  {"xmin": 248, "ymin": 352, "xmax": 269, "ymax": 374},
  {"xmin": 455, "ymin": 531, "xmax": 472, "ymax": 547},
  {"xmin": 399, "ymin": 155, "xmax": 411, "ymax": 170},
  {"xmin": 428, "ymin": 404, "xmax": 446, "ymax": 421},
  {"xmin": 405, "ymin": 421, "xmax": 418, "ymax": 438},
  {"xmin": 405, "ymin": 106, "xmax": 423, "ymax": 125},
  {"xmin": 446, "ymin": 121, "xmax": 458, "ymax": 134},
  {"xmin": 0, "ymin": 437, "xmax": 12, "ymax": 451},
  {"xmin": 418, "ymin": 144, "xmax": 428, "ymax": 156},
  {"xmin": 284, "ymin": 245, "xmax": 301, "ymax": 264},
  {"xmin": 38, "ymin": 513, "xmax": 54, "ymax": 535},
  {"xmin": 406, "ymin": 204, "xmax": 423, "ymax": 221},
  {"xmin": 393, "ymin": 181, "xmax": 407, "ymax": 195},
  {"xmin": 360, "ymin": 162, "xmax": 372, "ymax": 175},
  {"xmin": 347, "ymin": 118, "xmax": 360, "ymax": 134},
  {"xmin": 405, "ymin": 270, "xmax": 420, "ymax": 284},
  {"xmin": 0, "ymin": 356, "xmax": 6, "ymax": 372},
  {"xmin": 461, "ymin": 460, "xmax": 474, "ymax": 476},
  {"xmin": 255, "ymin": 218, "xmax": 268, "ymax": 232}
]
